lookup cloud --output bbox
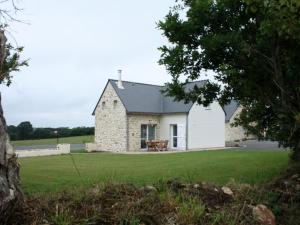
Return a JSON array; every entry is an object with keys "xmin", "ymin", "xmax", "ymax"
[{"xmin": 1, "ymin": 0, "xmax": 176, "ymax": 127}]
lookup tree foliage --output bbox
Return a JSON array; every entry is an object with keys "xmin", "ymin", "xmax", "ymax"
[
  {"xmin": 0, "ymin": 30, "xmax": 27, "ymax": 86},
  {"xmin": 158, "ymin": 0, "xmax": 300, "ymax": 160},
  {"xmin": 16, "ymin": 121, "xmax": 33, "ymax": 140},
  {"xmin": 8, "ymin": 122, "xmax": 94, "ymax": 141}
]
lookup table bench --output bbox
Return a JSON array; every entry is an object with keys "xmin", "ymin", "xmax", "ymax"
[{"xmin": 146, "ymin": 140, "xmax": 169, "ymax": 151}]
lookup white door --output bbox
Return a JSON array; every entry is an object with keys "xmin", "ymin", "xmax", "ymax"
[
  {"xmin": 177, "ymin": 124, "xmax": 186, "ymax": 150},
  {"xmin": 171, "ymin": 124, "xmax": 186, "ymax": 150}
]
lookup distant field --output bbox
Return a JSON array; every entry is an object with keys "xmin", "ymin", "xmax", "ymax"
[
  {"xmin": 12, "ymin": 135, "xmax": 94, "ymax": 146},
  {"xmin": 19, "ymin": 150, "xmax": 289, "ymax": 195}
]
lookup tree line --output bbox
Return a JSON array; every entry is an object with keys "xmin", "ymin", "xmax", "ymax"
[{"xmin": 8, "ymin": 121, "xmax": 94, "ymax": 141}]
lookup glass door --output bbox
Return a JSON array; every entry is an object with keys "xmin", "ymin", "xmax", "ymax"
[
  {"xmin": 148, "ymin": 125, "xmax": 156, "ymax": 141},
  {"xmin": 140, "ymin": 124, "xmax": 156, "ymax": 149},
  {"xmin": 171, "ymin": 125, "xmax": 178, "ymax": 148},
  {"xmin": 141, "ymin": 125, "xmax": 148, "ymax": 149}
]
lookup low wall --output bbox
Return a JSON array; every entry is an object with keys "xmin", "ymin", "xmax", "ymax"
[
  {"xmin": 85, "ymin": 143, "xmax": 98, "ymax": 152},
  {"xmin": 16, "ymin": 144, "xmax": 71, "ymax": 158}
]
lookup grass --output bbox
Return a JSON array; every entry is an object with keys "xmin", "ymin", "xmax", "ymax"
[
  {"xmin": 12, "ymin": 135, "xmax": 94, "ymax": 146},
  {"xmin": 19, "ymin": 150, "xmax": 289, "ymax": 195}
]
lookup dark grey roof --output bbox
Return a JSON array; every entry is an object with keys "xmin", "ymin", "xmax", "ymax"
[
  {"xmin": 223, "ymin": 100, "xmax": 239, "ymax": 122},
  {"xmin": 93, "ymin": 79, "xmax": 206, "ymax": 115},
  {"xmin": 110, "ymin": 80, "xmax": 164, "ymax": 113}
]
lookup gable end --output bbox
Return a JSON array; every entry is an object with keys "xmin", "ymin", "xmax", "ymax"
[
  {"xmin": 92, "ymin": 80, "xmax": 110, "ymax": 115},
  {"xmin": 92, "ymin": 80, "xmax": 127, "ymax": 115}
]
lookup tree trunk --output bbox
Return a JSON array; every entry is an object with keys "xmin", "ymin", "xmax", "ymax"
[{"xmin": 0, "ymin": 93, "xmax": 22, "ymax": 222}]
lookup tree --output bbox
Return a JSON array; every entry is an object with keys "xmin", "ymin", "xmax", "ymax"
[
  {"xmin": 17, "ymin": 121, "xmax": 33, "ymax": 140},
  {"xmin": 7, "ymin": 125, "xmax": 17, "ymax": 140},
  {"xmin": 158, "ymin": 0, "xmax": 300, "ymax": 160},
  {"xmin": 0, "ymin": 1, "xmax": 27, "ymax": 221},
  {"xmin": 32, "ymin": 128, "xmax": 53, "ymax": 139}
]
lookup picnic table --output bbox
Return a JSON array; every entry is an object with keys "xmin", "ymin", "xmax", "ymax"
[{"xmin": 146, "ymin": 140, "xmax": 169, "ymax": 151}]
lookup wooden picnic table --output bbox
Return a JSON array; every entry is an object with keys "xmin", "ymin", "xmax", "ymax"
[{"xmin": 146, "ymin": 140, "xmax": 169, "ymax": 151}]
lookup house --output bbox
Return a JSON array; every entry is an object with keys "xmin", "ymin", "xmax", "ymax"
[
  {"xmin": 223, "ymin": 101, "xmax": 254, "ymax": 142},
  {"xmin": 91, "ymin": 72, "xmax": 225, "ymax": 152}
]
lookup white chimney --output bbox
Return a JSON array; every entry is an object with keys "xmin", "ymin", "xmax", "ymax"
[{"xmin": 117, "ymin": 69, "xmax": 124, "ymax": 89}]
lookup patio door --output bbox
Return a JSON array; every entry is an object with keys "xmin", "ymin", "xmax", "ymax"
[
  {"xmin": 171, "ymin": 125, "xmax": 178, "ymax": 148},
  {"xmin": 141, "ymin": 124, "xmax": 156, "ymax": 149},
  {"xmin": 171, "ymin": 124, "xmax": 186, "ymax": 150}
]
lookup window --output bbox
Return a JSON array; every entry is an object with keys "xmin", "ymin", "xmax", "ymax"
[
  {"xmin": 140, "ymin": 124, "xmax": 156, "ymax": 149},
  {"xmin": 102, "ymin": 101, "xmax": 106, "ymax": 109},
  {"xmin": 113, "ymin": 100, "xmax": 118, "ymax": 108},
  {"xmin": 205, "ymin": 104, "xmax": 211, "ymax": 110}
]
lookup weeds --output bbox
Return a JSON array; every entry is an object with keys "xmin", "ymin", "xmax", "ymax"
[
  {"xmin": 119, "ymin": 217, "xmax": 141, "ymax": 225},
  {"xmin": 176, "ymin": 196, "xmax": 205, "ymax": 224},
  {"xmin": 5, "ymin": 164, "xmax": 300, "ymax": 225},
  {"xmin": 211, "ymin": 211, "xmax": 235, "ymax": 225},
  {"xmin": 52, "ymin": 206, "xmax": 72, "ymax": 225}
]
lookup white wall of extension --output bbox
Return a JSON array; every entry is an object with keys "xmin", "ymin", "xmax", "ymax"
[
  {"xmin": 188, "ymin": 101, "xmax": 225, "ymax": 149},
  {"xmin": 160, "ymin": 113, "xmax": 187, "ymax": 150}
]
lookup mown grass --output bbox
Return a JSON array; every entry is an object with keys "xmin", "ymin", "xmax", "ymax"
[
  {"xmin": 19, "ymin": 150, "xmax": 289, "ymax": 195},
  {"xmin": 12, "ymin": 135, "xmax": 94, "ymax": 146}
]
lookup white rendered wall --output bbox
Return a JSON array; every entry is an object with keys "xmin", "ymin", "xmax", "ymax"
[
  {"xmin": 160, "ymin": 114, "xmax": 187, "ymax": 150},
  {"xmin": 188, "ymin": 101, "xmax": 225, "ymax": 149}
]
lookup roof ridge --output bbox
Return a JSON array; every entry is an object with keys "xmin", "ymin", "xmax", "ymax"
[
  {"xmin": 186, "ymin": 79, "xmax": 208, "ymax": 84},
  {"xmin": 108, "ymin": 79, "xmax": 164, "ymax": 87},
  {"xmin": 108, "ymin": 79, "xmax": 207, "ymax": 88}
]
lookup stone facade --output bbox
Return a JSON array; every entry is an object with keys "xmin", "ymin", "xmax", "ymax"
[
  {"xmin": 94, "ymin": 82, "xmax": 127, "ymax": 152},
  {"xmin": 225, "ymin": 106, "xmax": 254, "ymax": 142},
  {"xmin": 128, "ymin": 114, "xmax": 160, "ymax": 151}
]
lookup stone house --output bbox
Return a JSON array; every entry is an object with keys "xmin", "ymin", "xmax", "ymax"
[
  {"xmin": 223, "ymin": 101, "xmax": 254, "ymax": 142},
  {"xmin": 92, "ymin": 74, "xmax": 226, "ymax": 152}
]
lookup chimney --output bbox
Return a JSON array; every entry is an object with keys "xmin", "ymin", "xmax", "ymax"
[{"xmin": 117, "ymin": 69, "xmax": 124, "ymax": 89}]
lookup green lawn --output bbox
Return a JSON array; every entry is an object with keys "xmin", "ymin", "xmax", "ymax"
[
  {"xmin": 19, "ymin": 150, "xmax": 289, "ymax": 195},
  {"xmin": 12, "ymin": 135, "xmax": 94, "ymax": 146}
]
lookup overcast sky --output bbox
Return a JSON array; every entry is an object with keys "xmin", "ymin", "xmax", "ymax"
[{"xmin": 0, "ymin": 0, "xmax": 179, "ymax": 128}]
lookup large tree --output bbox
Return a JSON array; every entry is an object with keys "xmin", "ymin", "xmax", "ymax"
[
  {"xmin": 17, "ymin": 121, "xmax": 33, "ymax": 140},
  {"xmin": 158, "ymin": 0, "xmax": 300, "ymax": 160},
  {"xmin": 0, "ymin": 1, "xmax": 27, "ymax": 222}
]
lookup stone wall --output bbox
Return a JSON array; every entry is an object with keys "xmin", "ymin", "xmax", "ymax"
[
  {"xmin": 94, "ymin": 82, "xmax": 127, "ymax": 152},
  {"xmin": 225, "ymin": 106, "xmax": 254, "ymax": 142},
  {"xmin": 85, "ymin": 143, "xmax": 98, "ymax": 152},
  {"xmin": 225, "ymin": 122, "xmax": 248, "ymax": 142},
  {"xmin": 127, "ymin": 114, "xmax": 160, "ymax": 151}
]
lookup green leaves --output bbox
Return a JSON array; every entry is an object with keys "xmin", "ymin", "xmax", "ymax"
[
  {"xmin": 0, "ymin": 31, "xmax": 27, "ymax": 86},
  {"xmin": 159, "ymin": 0, "xmax": 300, "ymax": 160}
]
